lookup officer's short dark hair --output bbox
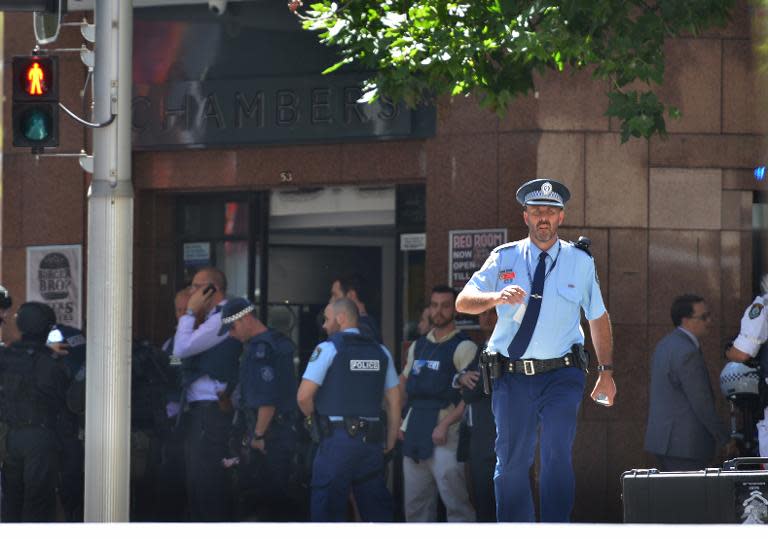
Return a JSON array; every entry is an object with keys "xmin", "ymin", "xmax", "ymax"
[
  {"xmin": 671, "ymin": 294, "xmax": 705, "ymax": 327},
  {"xmin": 431, "ymin": 285, "xmax": 457, "ymax": 301},
  {"xmin": 336, "ymin": 273, "xmax": 367, "ymax": 302}
]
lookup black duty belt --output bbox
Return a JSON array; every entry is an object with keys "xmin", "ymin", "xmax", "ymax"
[
  {"xmin": 187, "ymin": 400, "xmax": 217, "ymax": 410},
  {"xmin": 500, "ymin": 354, "xmax": 577, "ymax": 375}
]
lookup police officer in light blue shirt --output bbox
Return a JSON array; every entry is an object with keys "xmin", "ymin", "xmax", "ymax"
[
  {"xmin": 297, "ymin": 298, "xmax": 401, "ymax": 522},
  {"xmin": 456, "ymin": 178, "xmax": 617, "ymax": 523}
]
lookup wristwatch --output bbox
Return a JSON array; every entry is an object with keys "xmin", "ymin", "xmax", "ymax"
[
  {"xmin": 185, "ymin": 308, "xmax": 195, "ymax": 316},
  {"xmin": 596, "ymin": 364, "xmax": 614, "ymax": 373}
]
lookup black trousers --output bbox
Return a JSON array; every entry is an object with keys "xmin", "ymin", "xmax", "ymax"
[
  {"xmin": 469, "ymin": 429, "xmax": 497, "ymax": 522},
  {"xmin": 237, "ymin": 422, "xmax": 306, "ymax": 521},
  {"xmin": 1, "ymin": 426, "xmax": 59, "ymax": 522},
  {"xmin": 184, "ymin": 402, "xmax": 234, "ymax": 522}
]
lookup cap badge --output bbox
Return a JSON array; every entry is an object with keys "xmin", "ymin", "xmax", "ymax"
[{"xmin": 541, "ymin": 182, "xmax": 552, "ymax": 195}]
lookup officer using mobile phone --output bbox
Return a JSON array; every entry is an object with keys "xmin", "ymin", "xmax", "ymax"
[{"xmin": 173, "ymin": 267, "xmax": 242, "ymax": 522}]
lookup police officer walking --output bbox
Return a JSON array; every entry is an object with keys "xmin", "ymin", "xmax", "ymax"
[
  {"xmin": 297, "ymin": 298, "xmax": 401, "ymax": 522},
  {"xmin": 219, "ymin": 297, "xmax": 302, "ymax": 521},
  {"xmin": 456, "ymin": 179, "xmax": 616, "ymax": 522},
  {"xmin": 0, "ymin": 302, "xmax": 69, "ymax": 522},
  {"xmin": 173, "ymin": 267, "xmax": 242, "ymax": 521}
]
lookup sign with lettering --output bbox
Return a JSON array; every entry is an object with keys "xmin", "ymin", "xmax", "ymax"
[
  {"xmin": 26, "ymin": 244, "xmax": 82, "ymax": 329},
  {"xmin": 132, "ymin": 74, "xmax": 431, "ymax": 149},
  {"xmin": 448, "ymin": 229, "xmax": 507, "ymax": 290}
]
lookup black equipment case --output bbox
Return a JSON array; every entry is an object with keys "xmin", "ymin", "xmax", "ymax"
[{"xmin": 622, "ymin": 458, "xmax": 768, "ymax": 523}]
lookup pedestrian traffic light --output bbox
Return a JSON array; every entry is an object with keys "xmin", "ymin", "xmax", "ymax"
[{"xmin": 12, "ymin": 55, "xmax": 59, "ymax": 151}]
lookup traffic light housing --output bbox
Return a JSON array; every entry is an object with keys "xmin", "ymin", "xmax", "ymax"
[{"xmin": 12, "ymin": 55, "xmax": 59, "ymax": 151}]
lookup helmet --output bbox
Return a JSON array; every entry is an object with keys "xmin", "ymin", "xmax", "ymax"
[
  {"xmin": 15, "ymin": 302, "xmax": 56, "ymax": 338},
  {"xmin": 720, "ymin": 361, "xmax": 761, "ymax": 398}
]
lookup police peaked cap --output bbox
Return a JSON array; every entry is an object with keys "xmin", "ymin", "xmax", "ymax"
[
  {"xmin": 15, "ymin": 302, "xmax": 56, "ymax": 336},
  {"xmin": 218, "ymin": 297, "xmax": 256, "ymax": 336},
  {"xmin": 516, "ymin": 179, "xmax": 571, "ymax": 208}
]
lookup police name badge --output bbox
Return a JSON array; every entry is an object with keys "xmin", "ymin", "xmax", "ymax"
[
  {"xmin": 749, "ymin": 303, "xmax": 763, "ymax": 320},
  {"xmin": 350, "ymin": 359, "xmax": 380, "ymax": 372},
  {"xmin": 499, "ymin": 269, "xmax": 515, "ymax": 282}
]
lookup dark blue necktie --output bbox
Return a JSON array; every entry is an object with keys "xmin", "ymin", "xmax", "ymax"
[{"xmin": 507, "ymin": 251, "xmax": 547, "ymax": 359}]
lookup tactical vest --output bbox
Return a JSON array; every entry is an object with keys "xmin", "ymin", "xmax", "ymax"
[
  {"xmin": 240, "ymin": 329, "xmax": 297, "ymax": 412},
  {"xmin": 406, "ymin": 332, "xmax": 468, "ymax": 406},
  {"xmin": 0, "ymin": 344, "xmax": 55, "ymax": 428},
  {"xmin": 181, "ymin": 337, "xmax": 241, "ymax": 388},
  {"xmin": 315, "ymin": 332, "xmax": 387, "ymax": 418}
]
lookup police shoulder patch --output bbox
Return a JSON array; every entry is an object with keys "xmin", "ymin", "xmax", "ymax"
[
  {"xmin": 254, "ymin": 342, "xmax": 267, "ymax": 359},
  {"xmin": 749, "ymin": 303, "xmax": 763, "ymax": 319},
  {"xmin": 260, "ymin": 366, "xmax": 275, "ymax": 382},
  {"xmin": 308, "ymin": 346, "xmax": 322, "ymax": 362}
]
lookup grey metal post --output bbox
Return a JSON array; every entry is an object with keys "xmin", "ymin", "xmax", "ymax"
[{"xmin": 83, "ymin": 0, "xmax": 133, "ymax": 522}]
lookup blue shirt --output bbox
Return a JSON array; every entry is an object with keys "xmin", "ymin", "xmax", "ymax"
[
  {"xmin": 466, "ymin": 238, "xmax": 606, "ymax": 358},
  {"xmin": 303, "ymin": 328, "xmax": 399, "ymax": 390}
]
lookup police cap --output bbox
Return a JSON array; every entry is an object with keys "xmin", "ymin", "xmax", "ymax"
[
  {"xmin": 16, "ymin": 302, "xmax": 56, "ymax": 338},
  {"xmin": 218, "ymin": 297, "xmax": 255, "ymax": 336},
  {"xmin": 516, "ymin": 179, "xmax": 571, "ymax": 208}
]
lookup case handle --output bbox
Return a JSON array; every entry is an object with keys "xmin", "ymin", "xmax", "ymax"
[{"xmin": 722, "ymin": 457, "xmax": 768, "ymax": 470}]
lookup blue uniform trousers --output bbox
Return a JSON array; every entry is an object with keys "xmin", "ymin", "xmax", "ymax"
[
  {"xmin": 310, "ymin": 427, "xmax": 393, "ymax": 522},
  {"xmin": 491, "ymin": 366, "xmax": 585, "ymax": 522}
]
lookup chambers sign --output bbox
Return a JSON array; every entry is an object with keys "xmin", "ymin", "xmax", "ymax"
[{"xmin": 132, "ymin": 74, "xmax": 432, "ymax": 149}]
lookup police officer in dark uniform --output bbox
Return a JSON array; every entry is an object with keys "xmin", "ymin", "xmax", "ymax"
[
  {"xmin": 173, "ymin": 268, "xmax": 242, "ymax": 522},
  {"xmin": 456, "ymin": 308, "xmax": 498, "ymax": 522},
  {"xmin": 218, "ymin": 297, "xmax": 302, "ymax": 521},
  {"xmin": 297, "ymin": 298, "xmax": 401, "ymax": 522},
  {"xmin": 46, "ymin": 323, "xmax": 87, "ymax": 522},
  {"xmin": 0, "ymin": 302, "xmax": 69, "ymax": 522}
]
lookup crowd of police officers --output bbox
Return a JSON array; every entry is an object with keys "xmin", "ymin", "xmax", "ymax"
[
  {"xmin": 0, "ymin": 269, "xmax": 502, "ymax": 523},
  {"xmin": 2, "ymin": 264, "xmax": 768, "ymax": 523}
]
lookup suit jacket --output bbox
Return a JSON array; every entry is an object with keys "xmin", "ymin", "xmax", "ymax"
[{"xmin": 644, "ymin": 328, "xmax": 729, "ymax": 461}]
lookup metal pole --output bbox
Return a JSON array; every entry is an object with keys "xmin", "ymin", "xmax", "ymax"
[{"xmin": 83, "ymin": 0, "xmax": 133, "ymax": 522}]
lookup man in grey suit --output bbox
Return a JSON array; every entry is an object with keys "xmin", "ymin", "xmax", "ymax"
[{"xmin": 644, "ymin": 294, "xmax": 731, "ymax": 471}]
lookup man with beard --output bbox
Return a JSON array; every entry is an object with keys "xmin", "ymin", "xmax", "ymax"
[
  {"xmin": 456, "ymin": 178, "xmax": 616, "ymax": 522},
  {"xmin": 399, "ymin": 285, "xmax": 476, "ymax": 522}
]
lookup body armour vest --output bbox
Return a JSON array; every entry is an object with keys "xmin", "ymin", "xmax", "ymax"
[
  {"xmin": 240, "ymin": 329, "xmax": 298, "ymax": 412},
  {"xmin": 181, "ymin": 337, "xmax": 242, "ymax": 388},
  {"xmin": 406, "ymin": 332, "xmax": 468, "ymax": 406},
  {"xmin": 315, "ymin": 332, "xmax": 387, "ymax": 418},
  {"xmin": 0, "ymin": 343, "xmax": 57, "ymax": 428}
]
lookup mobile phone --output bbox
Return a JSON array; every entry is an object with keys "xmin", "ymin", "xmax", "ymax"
[{"xmin": 203, "ymin": 284, "xmax": 216, "ymax": 295}]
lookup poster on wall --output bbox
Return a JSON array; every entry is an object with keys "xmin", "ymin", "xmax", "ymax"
[
  {"xmin": 26, "ymin": 244, "xmax": 82, "ymax": 329},
  {"xmin": 448, "ymin": 229, "xmax": 507, "ymax": 328}
]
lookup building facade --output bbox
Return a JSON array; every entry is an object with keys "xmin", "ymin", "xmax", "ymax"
[{"xmin": 2, "ymin": 0, "xmax": 764, "ymax": 522}]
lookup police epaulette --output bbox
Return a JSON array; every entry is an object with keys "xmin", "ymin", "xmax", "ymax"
[{"xmin": 570, "ymin": 236, "xmax": 593, "ymax": 257}]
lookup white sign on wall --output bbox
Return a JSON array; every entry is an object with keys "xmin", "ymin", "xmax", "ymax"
[{"xmin": 26, "ymin": 244, "xmax": 82, "ymax": 329}]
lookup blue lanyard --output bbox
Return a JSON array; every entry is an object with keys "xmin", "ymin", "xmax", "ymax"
[{"xmin": 525, "ymin": 241, "xmax": 560, "ymax": 298}]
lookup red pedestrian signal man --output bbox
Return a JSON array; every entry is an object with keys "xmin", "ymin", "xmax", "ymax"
[{"xmin": 27, "ymin": 62, "xmax": 44, "ymax": 96}]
